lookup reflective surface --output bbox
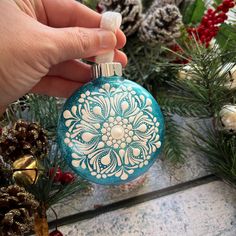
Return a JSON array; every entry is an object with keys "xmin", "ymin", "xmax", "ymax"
[{"xmin": 57, "ymin": 76, "xmax": 164, "ymax": 185}]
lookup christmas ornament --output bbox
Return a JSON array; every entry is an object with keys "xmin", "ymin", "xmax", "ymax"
[
  {"xmin": 0, "ymin": 120, "xmax": 48, "ymax": 164},
  {"xmin": 139, "ymin": 4, "xmax": 183, "ymax": 45},
  {"xmin": 60, "ymin": 172, "xmax": 75, "ymax": 185},
  {"xmin": 12, "ymin": 154, "xmax": 40, "ymax": 186},
  {"xmin": 188, "ymin": 0, "xmax": 235, "ymax": 47},
  {"xmin": 49, "ymin": 229, "xmax": 63, "ymax": 236},
  {"xmin": 0, "ymin": 185, "xmax": 39, "ymax": 236},
  {"xmin": 57, "ymin": 12, "xmax": 164, "ymax": 185},
  {"xmin": 98, "ymin": 0, "xmax": 143, "ymax": 36},
  {"xmin": 49, "ymin": 167, "xmax": 63, "ymax": 183},
  {"xmin": 219, "ymin": 105, "xmax": 236, "ymax": 133}
]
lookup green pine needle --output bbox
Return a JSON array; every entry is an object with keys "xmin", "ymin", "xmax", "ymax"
[
  {"xmin": 26, "ymin": 145, "xmax": 90, "ymax": 209},
  {"xmin": 163, "ymin": 114, "xmax": 186, "ymax": 164},
  {"xmin": 190, "ymin": 123, "xmax": 236, "ymax": 187}
]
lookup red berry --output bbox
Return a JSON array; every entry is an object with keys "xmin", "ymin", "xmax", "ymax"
[
  {"xmin": 200, "ymin": 36, "xmax": 206, "ymax": 43},
  {"xmin": 223, "ymin": 0, "xmax": 234, "ymax": 7},
  {"xmin": 210, "ymin": 31, "xmax": 217, "ymax": 37},
  {"xmin": 204, "ymin": 29, "xmax": 210, "ymax": 35},
  {"xmin": 206, "ymin": 36, "xmax": 212, "ymax": 42},
  {"xmin": 215, "ymin": 16, "xmax": 225, "ymax": 24},
  {"xmin": 201, "ymin": 16, "xmax": 208, "ymax": 24},
  {"xmin": 216, "ymin": 4, "xmax": 224, "ymax": 11},
  {"xmin": 61, "ymin": 172, "xmax": 75, "ymax": 184},
  {"xmin": 218, "ymin": 12, "xmax": 227, "ymax": 20},
  {"xmin": 198, "ymin": 25, "xmax": 205, "ymax": 33},
  {"xmin": 49, "ymin": 167, "xmax": 62, "ymax": 182},
  {"xmin": 207, "ymin": 9, "xmax": 214, "ymax": 14},
  {"xmin": 228, "ymin": 2, "xmax": 235, "ymax": 8},
  {"xmin": 222, "ymin": 6, "xmax": 230, "ymax": 12},
  {"xmin": 213, "ymin": 26, "xmax": 219, "ymax": 32},
  {"xmin": 49, "ymin": 230, "xmax": 63, "ymax": 236},
  {"xmin": 96, "ymin": 4, "xmax": 103, "ymax": 13},
  {"xmin": 207, "ymin": 20, "xmax": 214, "ymax": 27}
]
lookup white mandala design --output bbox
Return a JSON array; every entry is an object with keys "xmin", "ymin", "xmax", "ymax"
[{"xmin": 63, "ymin": 83, "xmax": 161, "ymax": 181}]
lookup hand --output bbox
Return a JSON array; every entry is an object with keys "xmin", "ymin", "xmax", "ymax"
[{"xmin": 0, "ymin": 0, "xmax": 127, "ymax": 107}]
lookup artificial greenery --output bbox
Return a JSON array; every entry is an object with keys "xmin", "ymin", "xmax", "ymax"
[
  {"xmin": 190, "ymin": 124, "xmax": 236, "ymax": 186},
  {"xmin": 27, "ymin": 145, "xmax": 88, "ymax": 208},
  {"xmin": 1, "ymin": 0, "xmax": 236, "ymax": 185}
]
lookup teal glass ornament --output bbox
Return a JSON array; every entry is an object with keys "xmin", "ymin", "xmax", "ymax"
[{"xmin": 57, "ymin": 63, "xmax": 164, "ymax": 185}]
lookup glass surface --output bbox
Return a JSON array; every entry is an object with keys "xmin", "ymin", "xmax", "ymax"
[{"xmin": 57, "ymin": 76, "xmax": 164, "ymax": 185}]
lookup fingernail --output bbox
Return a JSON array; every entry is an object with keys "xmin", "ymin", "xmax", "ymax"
[{"xmin": 99, "ymin": 30, "xmax": 117, "ymax": 49}]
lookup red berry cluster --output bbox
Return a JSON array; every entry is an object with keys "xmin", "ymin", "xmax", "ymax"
[
  {"xmin": 49, "ymin": 167, "xmax": 75, "ymax": 184},
  {"xmin": 188, "ymin": 0, "xmax": 235, "ymax": 47}
]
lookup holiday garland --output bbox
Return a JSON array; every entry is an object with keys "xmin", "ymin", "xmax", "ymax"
[{"xmin": 0, "ymin": 0, "xmax": 236, "ymax": 235}]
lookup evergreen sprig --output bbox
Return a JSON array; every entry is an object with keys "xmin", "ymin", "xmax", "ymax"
[
  {"xmin": 26, "ymin": 145, "xmax": 89, "ymax": 209},
  {"xmin": 190, "ymin": 124, "xmax": 236, "ymax": 186},
  {"xmin": 162, "ymin": 37, "xmax": 236, "ymax": 186},
  {"xmin": 164, "ymin": 40, "xmax": 236, "ymax": 117},
  {"xmin": 163, "ymin": 114, "xmax": 187, "ymax": 164}
]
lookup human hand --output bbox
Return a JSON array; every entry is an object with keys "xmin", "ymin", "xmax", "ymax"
[{"xmin": 0, "ymin": 0, "xmax": 127, "ymax": 108}]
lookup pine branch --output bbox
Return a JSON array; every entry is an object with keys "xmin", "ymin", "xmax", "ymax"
[
  {"xmin": 1, "ymin": 94, "xmax": 63, "ymax": 138},
  {"xmin": 124, "ymin": 36, "xmax": 173, "ymax": 87},
  {"xmin": 190, "ymin": 123, "xmax": 236, "ymax": 187},
  {"xmin": 163, "ymin": 113, "xmax": 186, "ymax": 164},
  {"xmin": 158, "ymin": 90, "xmax": 209, "ymax": 117},
  {"xmin": 26, "ymin": 144, "xmax": 90, "ymax": 209},
  {"xmin": 164, "ymin": 41, "xmax": 236, "ymax": 117}
]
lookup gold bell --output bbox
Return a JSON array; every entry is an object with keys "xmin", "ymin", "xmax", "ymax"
[{"xmin": 13, "ymin": 155, "xmax": 39, "ymax": 186}]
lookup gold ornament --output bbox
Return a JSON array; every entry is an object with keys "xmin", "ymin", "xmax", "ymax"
[
  {"xmin": 219, "ymin": 105, "xmax": 236, "ymax": 134},
  {"xmin": 12, "ymin": 155, "xmax": 40, "ymax": 186}
]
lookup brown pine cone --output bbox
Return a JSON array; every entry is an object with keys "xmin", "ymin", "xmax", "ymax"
[
  {"xmin": 139, "ymin": 4, "xmax": 183, "ymax": 45},
  {"xmin": 0, "ymin": 120, "xmax": 48, "ymax": 164},
  {"xmin": 145, "ymin": 0, "xmax": 184, "ymax": 10},
  {"xmin": 0, "ymin": 185, "xmax": 39, "ymax": 236},
  {"xmin": 98, "ymin": 0, "xmax": 143, "ymax": 36}
]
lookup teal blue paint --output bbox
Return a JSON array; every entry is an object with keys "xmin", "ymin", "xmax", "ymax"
[{"xmin": 57, "ymin": 76, "xmax": 164, "ymax": 185}]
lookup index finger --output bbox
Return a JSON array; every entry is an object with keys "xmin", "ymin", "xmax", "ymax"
[{"xmin": 39, "ymin": 0, "xmax": 126, "ymax": 48}]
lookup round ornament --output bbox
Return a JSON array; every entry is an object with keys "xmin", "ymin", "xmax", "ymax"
[
  {"xmin": 57, "ymin": 64, "xmax": 164, "ymax": 185},
  {"xmin": 219, "ymin": 105, "xmax": 236, "ymax": 134}
]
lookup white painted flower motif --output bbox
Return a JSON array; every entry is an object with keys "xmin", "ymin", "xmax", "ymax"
[{"xmin": 63, "ymin": 83, "xmax": 162, "ymax": 181}]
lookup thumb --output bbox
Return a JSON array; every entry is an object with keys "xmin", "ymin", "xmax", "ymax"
[{"xmin": 50, "ymin": 27, "xmax": 117, "ymax": 63}]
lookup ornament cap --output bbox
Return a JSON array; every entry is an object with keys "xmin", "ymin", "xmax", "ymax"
[{"xmin": 92, "ymin": 62, "xmax": 123, "ymax": 79}]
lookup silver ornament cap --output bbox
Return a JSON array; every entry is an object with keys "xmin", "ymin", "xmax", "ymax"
[{"xmin": 92, "ymin": 62, "xmax": 123, "ymax": 79}]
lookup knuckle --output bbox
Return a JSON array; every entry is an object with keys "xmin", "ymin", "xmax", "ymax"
[{"xmin": 74, "ymin": 28, "xmax": 92, "ymax": 56}]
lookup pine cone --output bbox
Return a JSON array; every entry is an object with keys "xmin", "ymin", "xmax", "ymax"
[
  {"xmin": 98, "ymin": 0, "xmax": 143, "ymax": 36},
  {"xmin": 0, "ymin": 185, "xmax": 39, "ymax": 236},
  {"xmin": 0, "ymin": 120, "xmax": 48, "ymax": 164},
  {"xmin": 146, "ymin": 0, "xmax": 184, "ymax": 10},
  {"xmin": 139, "ymin": 4, "xmax": 183, "ymax": 45}
]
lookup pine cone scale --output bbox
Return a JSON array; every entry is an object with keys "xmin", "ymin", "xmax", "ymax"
[
  {"xmin": 0, "ymin": 185, "xmax": 39, "ymax": 235},
  {"xmin": 0, "ymin": 120, "xmax": 48, "ymax": 164}
]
